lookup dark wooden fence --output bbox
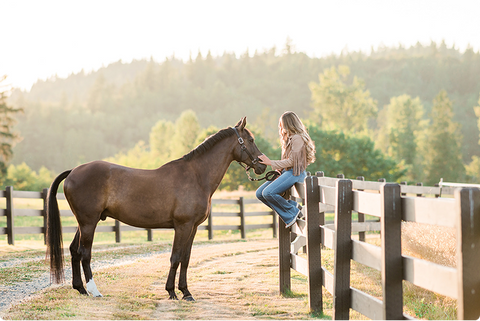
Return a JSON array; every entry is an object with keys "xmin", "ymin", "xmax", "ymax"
[
  {"xmin": 279, "ymin": 172, "xmax": 480, "ymax": 320},
  {"xmin": 0, "ymin": 187, "xmax": 276, "ymax": 245}
]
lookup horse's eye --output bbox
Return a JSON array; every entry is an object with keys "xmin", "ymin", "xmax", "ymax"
[{"xmin": 249, "ymin": 138, "xmax": 254, "ymax": 143}]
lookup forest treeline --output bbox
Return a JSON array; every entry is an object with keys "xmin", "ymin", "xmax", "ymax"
[{"xmin": 5, "ymin": 40, "xmax": 480, "ymax": 190}]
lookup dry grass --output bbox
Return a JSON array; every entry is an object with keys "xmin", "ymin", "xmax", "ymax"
[{"xmin": 401, "ymin": 222, "xmax": 456, "ymax": 267}]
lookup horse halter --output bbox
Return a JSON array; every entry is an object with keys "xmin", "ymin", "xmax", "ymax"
[
  {"xmin": 232, "ymin": 127, "xmax": 280, "ymax": 182},
  {"xmin": 232, "ymin": 127, "xmax": 259, "ymax": 168}
]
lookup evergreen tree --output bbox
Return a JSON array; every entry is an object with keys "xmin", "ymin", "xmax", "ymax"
[
  {"xmin": 422, "ymin": 90, "xmax": 465, "ymax": 185},
  {"xmin": 377, "ymin": 95, "xmax": 426, "ymax": 182},
  {"xmin": 309, "ymin": 65, "xmax": 377, "ymax": 134},
  {"xmin": 0, "ymin": 76, "xmax": 22, "ymax": 186}
]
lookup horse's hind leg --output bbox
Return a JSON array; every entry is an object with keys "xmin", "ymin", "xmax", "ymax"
[
  {"xmin": 70, "ymin": 229, "xmax": 87, "ymax": 295},
  {"xmin": 79, "ymin": 224, "xmax": 103, "ymax": 297}
]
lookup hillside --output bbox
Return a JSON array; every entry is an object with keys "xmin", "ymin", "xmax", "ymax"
[{"xmin": 7, "ymin": 42, "xmax": 480, "ymax": 173}]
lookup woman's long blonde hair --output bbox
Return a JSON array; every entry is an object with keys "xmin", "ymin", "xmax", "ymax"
[{"xmin": 279, "ymin": 111, "xmax": 316, "ymax": 164}]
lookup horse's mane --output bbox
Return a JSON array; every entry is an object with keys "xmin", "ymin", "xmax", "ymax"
[{"xmin": 182, "ymin": 127, "xmax": 236, "ymax": 161}]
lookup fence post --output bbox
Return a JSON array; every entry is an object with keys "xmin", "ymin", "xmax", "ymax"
[
  {"xmin": 380, "ymin": 183, "xmax": 403, "ymax": 320},
  {"xmin": 42, "ymin": 188, "xmax": 49, "ymax": 245},
  {"xmin": 333, "ymin": 179, "xmax": 353, "ymax": 319},
  {"xmin": 147, "ymin": 229, "xmax": 153, "ymax": 241},
  {"xmin": 6, "ymin": 186, "xmax": 14, "ymax": 245},
  {"xmin": 272, "ymin": 209, "xmax": 277, "ymax": 238},
  {"xmin": 239, "ymin": 197, "xmax": 246, "ymax": 239},
  {"xmin": 208, "ymin": 204, "xmax": 213, "ymax": 240},
  {"xmin": 434, "ymin": 183, "xmax": 441, "ymax": 198},
  {"xmin": 416, "ymin": 182, "xmax": 423, "ymax": 197},
  {"xmin": 305, "ymin": 175, "xmax": 322, "ymax": 312},
  {"xmin": 400, "ymin": 181, "xmax": 407, "ymax": 197},
  {"xmin": 356, "ymin": 176, "xmax": 366, "ymax": 242},
  {"xmin": 279, "ymin": 190, "xmax": 291, "ymax": 295},
  {"xmin": 455, "ymin": 188, "xmax": 480, "ymax": 320},
  {"xmin": 115, "ymin": 220, "xmax": 121, "ymax": 243},
  {"xmin": 316, "ymin": 171, "xmax": 325, "ymax": 227}
]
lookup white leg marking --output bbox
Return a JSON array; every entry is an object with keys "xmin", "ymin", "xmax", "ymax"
[{"xmin": 86, "ymin": 278, "xmax": 103, "ymax": 297}]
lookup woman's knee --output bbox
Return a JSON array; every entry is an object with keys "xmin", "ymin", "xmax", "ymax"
[
  {"xmin": 262, "ymin": 189, "xmax": 277, "ymax": 201},
  {"xmin": 255, "ymin": 188, "xmax": 264, "ymax": 200}
]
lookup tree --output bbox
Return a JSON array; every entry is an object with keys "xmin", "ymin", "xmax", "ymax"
[
  {"xmin": 150, "ymin": 119, "xmax": 175, "ymax": 160},
  {"xmin": 474, "ymin": 94, "xmax": 480, "ymax": 145},
  {"xmin": 170, "ymin": 110, "xmax": 201, "ymax": 159},
  {"xmin": 4, "ymin": 162, "xmax": 54, "ymax": 191},
  {"xmin": 0, "ymin": 75, "xmax": 22, "ymax": 186},
  {"xmin": 309, "ymin": 65, "xmax": 377, "ymax": 134},
  {"xmin": 377, "ymin": 95, "xmax": 426, "ymax": 182},
  {"xmin": 467, "ymin": 95, "xmax": 480, "ymax": 183},
  {"xmin": 422, "ymin": 90, "xmax": 465, "ymax": 185},
  {"xmin": 306, "ymin": 122, "xmax": 405, "ymax": 182},
  {"xmin": 466, "ymin": 156, "xmax": 480, "ymax": 183}
]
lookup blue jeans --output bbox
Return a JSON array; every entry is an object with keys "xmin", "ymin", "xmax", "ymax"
[{"xmin": 256, "ymin": 169, "xmax": 306, "ymax": 225}]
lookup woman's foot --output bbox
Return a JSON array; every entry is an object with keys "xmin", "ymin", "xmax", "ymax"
[{"xmin": 285, "ymin": 205, "xmax": 302, "ymax": 228}]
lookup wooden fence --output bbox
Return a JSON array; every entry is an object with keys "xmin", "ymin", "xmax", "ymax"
[
  {"xmin": 279, "ymin": 172, "xmax": 480, "ymax": 320},
  {"xmin": 0, "ymin": 186, "xmax": 276, "ymax": 245}
]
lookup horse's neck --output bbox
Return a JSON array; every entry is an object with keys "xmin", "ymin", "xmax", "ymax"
[{"xmin": 192, "ymin": 139, "xmax": 235, "ymax": 195}]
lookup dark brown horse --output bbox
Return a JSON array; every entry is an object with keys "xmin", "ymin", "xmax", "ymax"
[{"xmin": 46, "ymin": 117, "xmax": 266, "ymax": 301}]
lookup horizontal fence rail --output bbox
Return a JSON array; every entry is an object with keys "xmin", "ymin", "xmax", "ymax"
[
  {"xmin": 0, "ymin": 187, "xmax": 276, "ymax": 245},
  {"xmin": 279, "ymin": 172, "xmax": 480, "ymax": 320}
]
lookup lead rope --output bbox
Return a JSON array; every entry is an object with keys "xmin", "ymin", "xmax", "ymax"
[{"xmin": 237, "ymin": 162, "xmax": 280, "ymax": 182}]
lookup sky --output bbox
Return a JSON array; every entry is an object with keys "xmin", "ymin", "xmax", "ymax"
[{"xmin": 2, "ymin": 0, "xmax": 480, "ymax": 91}]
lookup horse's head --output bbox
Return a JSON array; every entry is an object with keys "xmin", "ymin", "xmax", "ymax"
[{"xmin": 233, "ymin": 117, "xmax": 267, "ymax": 175}]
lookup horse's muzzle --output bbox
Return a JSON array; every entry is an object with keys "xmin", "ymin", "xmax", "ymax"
[{"xmin": 253, "ymin": 162, "xmax": 267, "ymax": 175}]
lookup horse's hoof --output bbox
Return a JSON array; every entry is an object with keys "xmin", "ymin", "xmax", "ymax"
[
  {"xmin": 169, "ymin": 294, "xmax": 179, "ymax": 300},
  {"xmin": 74, "ymin": 287, "xmax": 88, "ymax": 295},
  {"xmin": 183, "ymin": 295, "xmax": 195, "ymax": 302}
]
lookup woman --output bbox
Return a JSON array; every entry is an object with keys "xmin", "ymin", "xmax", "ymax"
[{"xmin": 256, "ymin": 111, "xmax": 316, "ymax": 228}]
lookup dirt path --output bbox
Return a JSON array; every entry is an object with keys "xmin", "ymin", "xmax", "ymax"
[
  {"xmin": 148, "ymin": 239, "xmax": 312, "ymax": 319},
  {"xmin": 2, "ymin": 239, "xmax": 316, "ymax": 320}
]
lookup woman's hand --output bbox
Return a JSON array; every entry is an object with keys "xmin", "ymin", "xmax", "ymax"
[{"xmin": 258, "ymin": 154, "xmax": 272, "ymax": 166}]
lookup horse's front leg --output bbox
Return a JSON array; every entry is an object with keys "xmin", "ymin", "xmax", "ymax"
[
  {"xmin": 178, "ymin": 226, "xmax": 197, "ymax": 301},
  {"xmin": 166, "ymin": 223, "xmax": 195, "ymax": 300}
]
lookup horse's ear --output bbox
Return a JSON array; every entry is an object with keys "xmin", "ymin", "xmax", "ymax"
[{"xmin": 235, "ymin": 117, "xmax": 247, "ymax": 130}]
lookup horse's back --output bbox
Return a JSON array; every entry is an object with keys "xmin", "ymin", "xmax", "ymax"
[{"xmin": 63, "ymin": 160, "xmax": 209, "ymax": 229}]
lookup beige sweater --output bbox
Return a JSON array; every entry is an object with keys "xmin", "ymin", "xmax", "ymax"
[{"xmin": 270, "ymin": 134, "xmax": 308, "ymax": 176}]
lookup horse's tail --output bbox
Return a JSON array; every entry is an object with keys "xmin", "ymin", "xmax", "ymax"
[{"xmin": 46, "ymin": 169, "xmax": 72, "ymax": 284}]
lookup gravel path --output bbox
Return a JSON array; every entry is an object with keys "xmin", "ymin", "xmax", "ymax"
[{"xmin": 0, "ymin": 248, "xmax": 171, "ymax": 314}]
